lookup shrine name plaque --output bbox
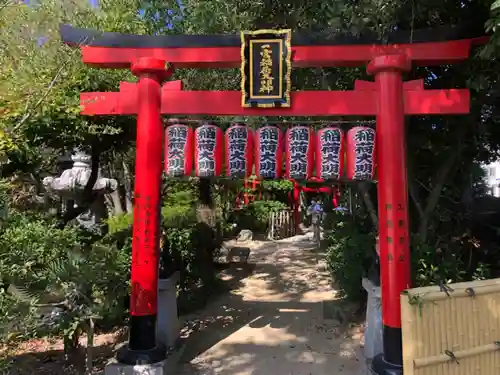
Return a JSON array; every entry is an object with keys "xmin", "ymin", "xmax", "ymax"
[{"xmin": 241, "ymin": 29, "xmax": 291, "ymax": 108}]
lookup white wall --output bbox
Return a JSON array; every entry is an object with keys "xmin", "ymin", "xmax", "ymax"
[{"xmin": 483, "ymin": 161, "xmax": 500, "ymax": 197}]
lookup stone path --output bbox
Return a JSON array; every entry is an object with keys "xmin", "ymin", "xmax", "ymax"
[{"xmin": 175, "ymin": 234, "xmax": 365, "ymax": 375}]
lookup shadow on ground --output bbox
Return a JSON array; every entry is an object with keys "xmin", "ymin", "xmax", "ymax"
[
  {"xmin": 1, "ymin": 330, "xmax": 128, "ymax": 375},
  {"xmin": 176, "ymin": 237, "xmax": 364, "ymax": 375},
  {"xmin": 177, "ymin": 298, "xmax": 363, "ymax": 375},
  {"xmin": 1, "ymin": 237, "xmax": 364, "ymax": 375},
  {"xmin": 0, "ymin": 260, "xmax": 253, "ymax": 375}
]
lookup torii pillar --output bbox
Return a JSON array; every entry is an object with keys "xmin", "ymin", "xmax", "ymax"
[
  {"xmin": 368, "ymin": 54, "xmax": 411, "ymax": 374},
  {"xmin": 116, "ymin": 57, "xmax": 173, "ymax": 365}
]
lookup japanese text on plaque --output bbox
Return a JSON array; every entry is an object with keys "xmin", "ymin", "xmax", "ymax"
[{"xmin": 259, "ymin": 44, "xmax": 274, "ymax": 94}]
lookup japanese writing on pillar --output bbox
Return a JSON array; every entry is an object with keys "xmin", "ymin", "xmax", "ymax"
[
  {"xmin": 288, "ymin": 127, "xmax": 310, "ymax": 179},
  {"xmin": 384, "ymin": 203, "xmax": 408, "ymax": 264},
  {"xmin": 166, "ymin": 125, "xmax": 188, "ymax": 177},
  {"xmin": 319, "ymin": 129, "xmax": 342, "ymax": 180},
  {"xmin": 132, "ymin": 193, "xmax": 155, "ymax": 267},
  {"xmin": 227, "ymin": 127, "xmax": 248, "ymax": 176},
  {"xmin": 259, "ymin": 127, "xmax": 279, "ymax": 178},
  {"xmin": 259, "ymin": 44, "xmax": 274, "ymax": 94},
  {"xmin": 354, "ymin": 128, "xmax": 375, "ymax": 179},
  {"xmin": 196, "ymin": 126, "xmax": 217, "ymax": 177}
]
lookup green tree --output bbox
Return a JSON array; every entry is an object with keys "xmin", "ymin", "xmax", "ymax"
[{"xmin": 0, "ymin": 0, "xmax": 150, "ymax": 224}]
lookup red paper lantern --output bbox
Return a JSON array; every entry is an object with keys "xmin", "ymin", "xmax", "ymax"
[
  {"xmin": 315, "ymin": 127, "xmax": 345, "ymax": 180},
  {"xmin": 225, "ymin": 124, "xmax": 254, "ymax": 178},
  {"xmin": 194, "ymin": 124, "xmax": 224, "ymax": 177},
  {"xmin": 164, "ymin": 124, "xmax": 194, "ymax": 177},
  {"xmin": 285, "ymin": 126, "xmax": 314, "ymax": 180},
  {"xmin": 346, "ymin": 126, "xmax": 376, "ymax": 180},
  {"xmin": 255, "ymin": 126, "xmax": 283, "ymax": 179}
]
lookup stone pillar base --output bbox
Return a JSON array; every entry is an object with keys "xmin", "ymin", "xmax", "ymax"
[
  {"xmin": 362, "ymin": 277, "xmax": 383, "ymax": 361},
  {"xmin": 157, "ymin": 272, "xmax": 180, "ymax": 349},
  {"xmin": 369, "ymin": 353, "xmax": 403, "ymax": 375},
  {"xmin": 105, "ymin": 361, "xmax": 167, "ymax": 375},
  {"xmin": 106, "ymin": 341, "xmax": 185, "ymax": 375}
]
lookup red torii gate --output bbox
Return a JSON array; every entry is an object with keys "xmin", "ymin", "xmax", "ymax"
[
  {"xmin": 61, "ymin": 24, "xmax": 485, "ymax": 374},
  {"xmin": 289, "ymin": 178, "xmax": 341, "ymax": 226},
  {"xmin": 236, "ymin": 178, "xmax": 340, "ymax": 230}
]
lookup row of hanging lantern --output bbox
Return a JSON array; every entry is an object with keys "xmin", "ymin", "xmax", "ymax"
[{"xmin": 164, "ymin": 123, "xmax": 376, "ymax": 180}]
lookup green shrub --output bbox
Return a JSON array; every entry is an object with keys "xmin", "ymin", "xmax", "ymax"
[
  {"xmin": 107, "ymin": 212, "xmax": 133, "ymax": 234},
  {"xmin": 0, "ymin": 211, "xmax": 130, "ymax": 345},
  {"xmin": 0, "ymin": 285, "xmax": 38, "ymax": 343},
  {"xmin": 237, "ymin": 200, "xmax": 289, "ymax": 233},
  {"xmin": 104, "ymin": 186, "xmax": 222, "ymax": 291},
  {"xmin": 0, "ymin": 212, "xmax": 81, "ymax": 288},
  {"xmin": 161, "ymin": 201, "xmax": 196, "ymax": 227},
  {"xmin": 0, "ymin": 180, "xmax": 8, "ymax": 226},
  {"xmin": 324, "ymin": 212, "xmax": 493, "ymax": 303},
  {"xmin": 106, "ymin": 187, "xmax": 197, "ymax": 235},
  {"xmin": 260, "ymin": 179, "xmax": 294, "ymax": 192},
  {"xmin": 324, "ymin": 215, "xmax": 376, "ymax": 302},
  {"xmin": 160, "ymin": 204, "xmax": 219, "ymax": 288},
  {"xmin": 411, "ymin": 235, "xmax": 491, "ymax": 287}
]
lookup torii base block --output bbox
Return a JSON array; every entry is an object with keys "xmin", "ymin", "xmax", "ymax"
[
  {"xmin": 105, "ymin": 347, "xmax": 184, "ymax": 375},
  {"xmin": 371, "ymin": 355, "xmax": 403, "ymax": 375},
  {"xmin": 105, "ymin": 360, "xmax": 167, "ymax": 375}
]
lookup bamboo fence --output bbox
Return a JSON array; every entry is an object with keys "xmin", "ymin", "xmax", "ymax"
[{"xmin": 401, "ymin": 278, "xmax": 500, "ymax": 375}]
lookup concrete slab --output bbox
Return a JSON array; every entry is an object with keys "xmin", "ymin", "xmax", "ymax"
[
  {"xmin": 105, "ymin": 361, "xmax": 166, "ymax": 375},
  {"xmin": 104, "ymin": 340, "xmax": 186, "ymax": 375}
]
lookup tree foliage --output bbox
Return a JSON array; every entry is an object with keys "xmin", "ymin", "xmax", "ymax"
[{"xmin": 0, "ymin": 0, "xmax": 145, "ymax": 172}]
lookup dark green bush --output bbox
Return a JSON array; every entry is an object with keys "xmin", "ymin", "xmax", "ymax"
[
  {"xmin": 106, "ymin": 190, "xmax": 220, "ymax": 290},
  {"xmin": 0, "ymin": 178, "xmax": 230, "ymax": 344},
  {"xmin": 159, "ymin": 187, "xmax": 219, "ymax": 285},
  {"xmin": 324, "ymin": 211, "xmax": 493, "ymax": 303},
  {"xmin": 324, "ymin": 214, "xmax": 376, "ymax": 302},
  {"xmin": 0, "ymin": 211, "xmax": 130, "ymax": 344},
  {"xmin": 411, "ymin": 235, "xmax": 491, "ymax": 287},
  {"xmin": 237, "ymin": 200, "xmax": 289, "ymax": 233}
]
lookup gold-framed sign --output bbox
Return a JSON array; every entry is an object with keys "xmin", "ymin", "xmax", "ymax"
[{"xmin": 240, "ymin": 29, "xmax": 292, "ymax": 108}]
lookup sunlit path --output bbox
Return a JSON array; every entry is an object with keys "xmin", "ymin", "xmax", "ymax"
[{"xmin": 176, "ymin": 234, "xmax": 364, "ymax": 375}]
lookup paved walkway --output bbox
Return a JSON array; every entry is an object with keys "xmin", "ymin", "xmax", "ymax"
[{"xmin": 176, "ymin": 234, "xmax": 365, "ymax": 375}]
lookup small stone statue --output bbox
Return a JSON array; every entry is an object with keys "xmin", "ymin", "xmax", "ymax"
[{"xmin": 43, "ymin": 151, "xmax": 118, "ymax": 232}]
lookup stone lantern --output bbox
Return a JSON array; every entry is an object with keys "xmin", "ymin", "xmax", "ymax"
[{"xmin": 43, "ymin": 151, "xmax": 118, "ymax": 232}]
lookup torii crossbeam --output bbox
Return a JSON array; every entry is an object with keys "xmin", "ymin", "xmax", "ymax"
[{"xmin": 81, "ymin": 79, "xmax": 469, "ymax": 116}]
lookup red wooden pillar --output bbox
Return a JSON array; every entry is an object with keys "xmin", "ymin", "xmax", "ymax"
[
  {"xmin": 291, "ymin": 180, "xmax": 301, "ymax": 231},
  {"xmin": 368, "ymin": 54, "xmax": 411, "ymax": 374},
  {"xmin": 255, "ymin": 179, "xmax": 262, "ymax": 201},
  {"xmin": 243, "ymin": 179, "xmax": 249, "ymax": 205},
  {"xmin": 333, "ymin": 186, "xmax": 340, "ymax": 207},
  {"xmin": 118, "ymin": 57, "xmax": 173, "ymax": 365}
]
